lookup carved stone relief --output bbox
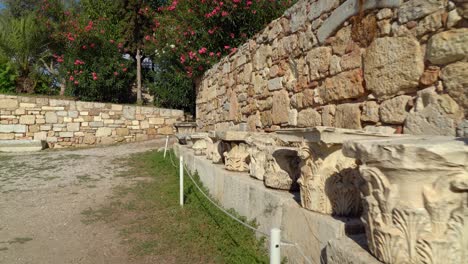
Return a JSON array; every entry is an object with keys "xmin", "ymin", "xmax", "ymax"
[
  {"xmin": 343, "ymin": 137, "xmax": 468, "ymax": 264},
  {"xmin": 264, "ymin": 147, "xmax": 301, "ymax": 191},
  {"xmin": 223, "ymin": 142, "xmax": 250, "ymax": 172},
  {"xmin": 298, "ymin": 141, "xmax": 362, "ymax": 216}
]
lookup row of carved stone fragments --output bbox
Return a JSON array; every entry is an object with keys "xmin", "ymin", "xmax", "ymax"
[{"xmin": 176, "ymin": 125, "xmax": 467, "ymax": 264}]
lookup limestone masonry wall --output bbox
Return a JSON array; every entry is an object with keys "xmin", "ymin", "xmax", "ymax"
[
  {"xmin": 0, "ymin": 94, "xmax": 184, "ymax": 148},
  {"xmin": 196, "ymin": 0, "xmax": 467, "ymax": 136}
]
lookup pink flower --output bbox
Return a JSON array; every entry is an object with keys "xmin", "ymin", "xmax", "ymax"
[
  {"xmin": 92, "ymin": 72, "xmax": 98, "ymax": 80},
  {"xmin": 109, "ymin": 39, "xmax": 115, "ymax": 44},
  {"xmin": 221, "ymin": 11, "xmax": 228, "ymax": 17},
  {"xmin": 67, "ymin": 33, "xmax": 75, "ymax": 41},
  {"xmin": 90, "ymin": 43, "xmax": 95, "ymax": 48},
  {"xmin": 145, "ymin": 35, "xmax": 151, "ymax": 41},
  {"xmin": 209, "ymin": 52, "xmax": 214, "ymax": 57},
  {"xmin": 74, "ymin": 80, "xmax": 79, "ymax": 85},
  {"xmin": 224, "ymin": 45, "xmax": 230, "ymax": 50},
  {"xmin": 188, "ymin": 51, "xmax": 196, "ymax": 59},
  {"xmin": 74, "ymin": 59, "xmax": 85, "ymax": 65},
  {"xmin": 230, "ymin": 47, "xmax": 238, "ymax": 53},
  {"xmin": 69, "ymin": 76, "xmax": 74, "ymax": 81},
  {"xmin": 230, "ymin": 33, "xmax": 235, "ymax": 38},
  {"xmin": 85, "ymin": 20, "xmax": 93, "ymax": 32},
  {"xmin": 123, "ymin": 68, "xmax": 127, "ymax": 72},
  {"xmin": 246, "ymin": 1, "xmax": 252, "ymax": 6},
  {"xmin": 198, "ymin": 47, "xmax": 207, "ymax": 54},
  {"xmin": 180, "ymin": 54, "xmax": 186, "ymax": 64},
  {"xmin": 114, "ymin": 72, "xmax": 118, "ymax": 76},
  {"xmin": 82, "ymin": 45, "xmax": 87, "ymax": 49}
]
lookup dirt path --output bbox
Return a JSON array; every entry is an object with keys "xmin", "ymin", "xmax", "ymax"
[{"xmin": 0, "ymin": 138, "xmax": 168, "ymax": 264}]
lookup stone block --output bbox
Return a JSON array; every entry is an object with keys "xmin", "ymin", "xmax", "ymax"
[
  {"xmin": 89, "ymin": 121, "xmax": 104, "ymax": 127},
  {"xmin": 0, "ymin": 124, "xmax": 27, "ymax": 133},
  {"xmin": 19, "ymin": 115, "xmax": 35, "ymax": 125},
  {"xmin": 305, "ymin": 47, "xmax": 332, "ymax": 81},
  {"xmin": 158, "ymin": 126, "xmax": 173, "ymax": 135},
  {"xmin": 441, "ymin": 61, "xmax": 468, "ymax": 115},
  {"xmin": 0, "ymin": 99, "xmax": 18, "ymax": 109},
  {"xmin": 297, "ymin": 109, "xmax": 322, "ymax": 128},
  {"xmin": 83, "ymin": 134, "xmax": 96, "ymax": 144},
  {"xmin": 271, "ymin": 90, "xmax": 290, "ymax": 125},
  {"xmin": 96, "ymin": 127, "xmax": 112, "ymax": 137},
  {"xmin": 122, "ymin": 106, "xmax": 135, "ymax": 119},
  {"xmin": 59, "ymin": 132, "xmax": 74, "ymax": 138},
  {"xmin": 398, "ymin": 0, "xmax": 446, "ymax": 23},
  {"xmin": 45, "ymin": 112, "xmax": 58, "ymax": 123},
  {"xmin": 426, "ymin": 28, "xmax": 468, "ymax": 64},
  {"xmin": 364, "ymin": 36, "xmax": 424, "ymax": 98},
  {"xmin": 0, "ymin": 133, "xmax": 14, "ymax": 140},
  {"xmin": 318, "ymin": 69, "xmax": 365, "ymax": 103},
  {"xmin": 322, "ymin": 105, "xmax": 336, "ymax": 127},
  {"xmin": 380, "ymin": 95, "xmax": 412, "ymax": 124},
  {"xmin": 361, "ymin": 101, "xmax": 379, "ymax": 123},
  {"xmin": 267, "ymin": 77, "xmax": 283, "ymax": 91},
  {"xmin": 66, "ymin": 123, "xmax": 80, "ymax": 132},
  {"xmin": 34, "ymin": 131, "xmax": 47, "ymax": 141},
  {"xmin": 335, "ymin": 103, "xmax": 362, "ymax": 129},
  {"xmin": 116, "ymin": 128, "xmax": 129, "ymax": 136}
]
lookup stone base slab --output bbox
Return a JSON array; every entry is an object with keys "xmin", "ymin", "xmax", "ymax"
[{"xmin": 0, "ymin": 140, "xmax": 45, "ymax": 152}]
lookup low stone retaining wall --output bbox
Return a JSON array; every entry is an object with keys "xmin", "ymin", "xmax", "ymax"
[{"xmin": 0, "ymin": 94, "xmax": 184, "ymax": 148}]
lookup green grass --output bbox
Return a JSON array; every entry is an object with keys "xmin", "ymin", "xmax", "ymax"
[{"xmin": 82, "ymin": 150, "xmax": 269, "ymax": 264}]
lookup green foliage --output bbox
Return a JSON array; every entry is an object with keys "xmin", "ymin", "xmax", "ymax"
[
  {"xmin": 0, "ymin": 13, "xmax": 48, "ymax": 92},
  {"xmin": 0, "ymin": 62, "xmax": 17, "ymax": 93},
  {"xmin": 146, "ymin": 55, "xmax": 195, "ymax": 113}
]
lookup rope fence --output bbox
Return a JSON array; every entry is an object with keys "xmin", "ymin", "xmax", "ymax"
[{"xmin": 163, "ymin": 137, "xmax": 314, "ymax": 264}]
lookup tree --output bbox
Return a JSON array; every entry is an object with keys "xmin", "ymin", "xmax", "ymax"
[
  {"xmin": 1, "ymin": 0, "xmax": 41, "ymax": 18},
  {"xmin": 0, "ymin": 13, "xmax": 49, "ymax": 93},
  {"xmin": 118, "ymin": 0, "xmax": 155, "ymax": 105}
]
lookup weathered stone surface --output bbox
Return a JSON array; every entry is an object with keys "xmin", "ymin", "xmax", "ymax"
[
  {"xmin": 19, "ymin": 115, "xmax": 35, "ymax": 125},
  {"xmin": 0, "ymin": 99, "xmax": 18, "ymax": 109},
  {"xmin": 326, "ymin": 236, "xmax": 381, "ymax": 264},
  {"xmin": 122, "ymin": 106, "xmax": 136, "ymax": 119},
  {"xmin": 318, "ymin": 69, "xmax": 365, "ymax": 103},
  {"xmin": 288, "ymin": 109, "xmax": 297, "ymax": 126},
  {"xmin": 457, "ymin": 119, "xmax": 468, "ymax": 137},
  {"xmin": 419, "ymin": 66, "xmax": 440, "ymax": 86},
  {"xmin": 297, "ymin": 109, "xmax": 321, "ymax": 128},
  {"xmin": 343, "ymin": 136, "xmax": 467, "ymax": 264},
  {"xmin": 398, "ymin": 0, "xmax": 446, "ymax": 23},
  {"xmin": 364, "ymin": 37, "xmax": 424, "ymax": 98},
  {"xmin": 305, "ymin": 47, "xmax": 332, "ymax": 80},
  {"xmin": 96, "ymin": 127, "xmax": 112, "ymax": 137},
  {"xmin": 268, "ymin": 77, "xmax": 283, "ymax": 91},
  {"xmin": 0, "ymin": 133, "xmax": 14, "ymax": 140},
  {"xmin": 441, "ymin": 61, "xmax": 468, "ymax": 115},
  {"xmin": 223, "ymin": 143, "xmax": 250, "ymax": 172},
  {"xmin": 246, "ymin": 135, "xmax": 276, "ymax": 181},
  {"xmin": 66, "ymin": 123, "xmax": 80, "ymax": 132},
  {"xmin": 264, "ymin": 147, "xmax": 301, "ymax": 191},
  {"xmin": 0, "ymin": 124, "xmax": 26, "ymax": 133},
  {"xmin": 330, "ymin": 26, "xmax": 352, "ymax": 56},
  {"xmin": 380, "ymin": 95, "xmax": 412, "ymax": 124},
  {"xmin": 426, "ymin": 28, "xmax": 468, "ymax": 64},
  {"xmin": 404, "ymin": 90, "xmax": 460, "ymax": 136},
  {"xmin": 322, "ymin": 105, "xmax": 336, "ymax": 127},
  {"xmin": 271, "ymin": 90, "xmax": 289, "ymax": 125},
  {"xmin": 116, "ymin": 128, "xmax": 129, "ymax": 136},
  {"xmin": 361, "ymin": 101, "xmax": 379, "ymax": 123},
  {"xmin": 335, "ymin": 104, "xmax": 362, "ymax": 129},
  {"xmin": 45, "ymin": 112, "xmax": 58, "ymax": 124}
]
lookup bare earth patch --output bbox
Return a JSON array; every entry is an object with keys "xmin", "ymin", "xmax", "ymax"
[{"xmin": 0, "ymin": 139, "xmax": 167, "ymax": 264}]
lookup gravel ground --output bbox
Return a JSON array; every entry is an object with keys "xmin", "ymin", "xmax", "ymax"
[{"xmin": 0, "ymin": 138, "xmax": 169, "ymax": 264}]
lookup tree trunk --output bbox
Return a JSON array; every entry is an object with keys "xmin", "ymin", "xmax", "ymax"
[
  {"xmin": 59, "ymin": 78, "xmax": 66, "ymax": 96},
  {"xmin": 136, "ymin": 49, "xmax": 143, "ymax": 105}
]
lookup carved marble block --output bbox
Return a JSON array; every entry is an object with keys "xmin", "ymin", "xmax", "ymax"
[
  {"xmin": 217, "ymin": 131, "xmax": 251, "ymax": 172},
  {"xmin": 264, "ymin": 147, "xmax": 301, "ymax": 191},
  {"xmin": 343, "ymin": 136, "xmax": 468, "ymax": 264},
  {"xmin": 189, "ymin": 133, "xmax": 209, "ymax": 156},
  {"xmin": 246, "ymin": 135, "xmax": 276, "ymax": 180},
  {"xmin": 174, "ymin": 122, "xmax": 197, "ymax": 134},
  {"xmin": 277, "ymin": 127, "xmax": 396, "ymax": 216}
]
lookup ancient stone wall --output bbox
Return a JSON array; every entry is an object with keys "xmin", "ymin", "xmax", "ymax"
[
  {"xmin": 0, "ymin": 94, "xmax": 184, "ymax": 148},
  {"xmin": 196, "ymin": 0, "xmax": 467, "ymax": 137}
]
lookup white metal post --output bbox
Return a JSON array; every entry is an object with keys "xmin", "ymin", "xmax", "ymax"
[
  {"xmin": 179, "ymin": 155, "xmax": 184, "ymax": 207},
  {"xmin": 164, "ymin": 135, "xmax": 169, "ymax": 158},
  {"xmin": 270, "ymin": 228, "xmax": 281, "ymax": 264}
]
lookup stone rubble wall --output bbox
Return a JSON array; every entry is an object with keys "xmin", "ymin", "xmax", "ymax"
[
  {"xmin": 0, "ymin": 94, "xmax": 184, "ymax": 148},
  {"xmin": 196, "ymin": 0, "xmax": 467, "ymax": 137}
]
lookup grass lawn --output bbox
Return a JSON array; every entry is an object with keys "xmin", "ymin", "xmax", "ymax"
[{"xmin": 82, "ymin": 150, "xmax": 269, "ymax": 263}]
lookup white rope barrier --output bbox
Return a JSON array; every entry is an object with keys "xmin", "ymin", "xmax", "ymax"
[{"xmin": 166, "ymin": 147, "xmax": 314, "ymax": 264}]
